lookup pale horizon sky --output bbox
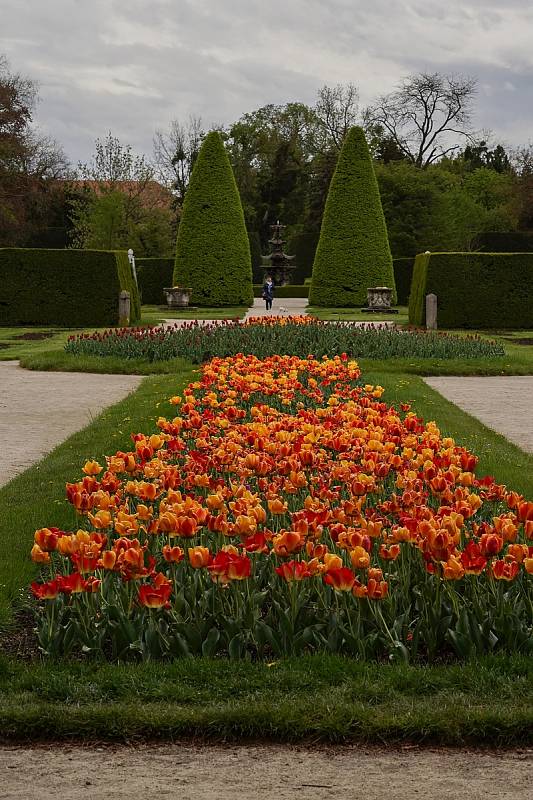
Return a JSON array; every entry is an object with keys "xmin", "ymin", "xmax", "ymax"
[{"xmin": 2, "ymin": 0, "xmax": 533, "ymax": 164}]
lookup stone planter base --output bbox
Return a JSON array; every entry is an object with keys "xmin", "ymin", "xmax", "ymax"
[
  {"xmin": 163, "ymin": 287, "xmax": 193, "ymax": 309},
  {"xmin": 361, "ymin": 286, "xmax": 398, "ymax": 313}
]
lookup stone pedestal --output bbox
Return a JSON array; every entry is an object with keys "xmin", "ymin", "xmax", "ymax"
[
  {"xmin": 361, "ymin": 286, "xmax": 398, "ymax": 313},
  {"xmin": 118, "ymin": 290, "xmax": 130, "ymax": 326},
  {"xmin": 163, "ymin": 287, "xmax": 192, "ymax": 309},
  {"xmin": 426, "ymin": 293, "xmax": 438, "ymax": 330}
]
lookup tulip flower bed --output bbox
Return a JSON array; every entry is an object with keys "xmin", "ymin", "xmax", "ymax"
[
  {"xmin": 30, "ymin": 354, "xmax": 532, "ymax": 663},
  {"xmin": 65, "ymin": 316, "xmax": 504, "ymax": 363}
]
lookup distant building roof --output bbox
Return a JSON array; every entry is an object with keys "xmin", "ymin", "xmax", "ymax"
[{"xmin": 67, "ymin": 179, "xmax": 174, "ymax": 210}]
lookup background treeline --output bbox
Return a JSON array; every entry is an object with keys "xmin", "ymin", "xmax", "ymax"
[{"xmin": 2, "ymin": 58, "xmax": 533, "ymax": 280}]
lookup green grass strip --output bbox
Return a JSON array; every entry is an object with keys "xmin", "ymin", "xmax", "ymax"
[{"xmin": 0, "ymin": 654, "xmax": 531, "ymax": 744}]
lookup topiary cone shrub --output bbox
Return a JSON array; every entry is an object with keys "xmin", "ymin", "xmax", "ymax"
[
  {"xmin": 173, "ymin": 131, "xmax": 254, "ymax": 307},
  {"xmin": 309, "ymin": 127, "xmax": 396, "ymax": 307}
]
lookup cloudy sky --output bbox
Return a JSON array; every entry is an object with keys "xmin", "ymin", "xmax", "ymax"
[{"xmin": 2, "ymin": 0, "xmax": 533, "ymax": 164}]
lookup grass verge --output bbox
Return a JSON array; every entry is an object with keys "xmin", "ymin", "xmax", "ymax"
[
  {"xmin": 19, "ymin": 351, "xmax": 190, "ymax": 375},
  {"xmin": 141, "ymin": 305, "xmax": 248, "ymax": 323},
  {"xmin": 0, "ymin": 369, "xmax": 196, "ymax": 625},
  {"xmin": 0, "ymin": 653, "xmax": 531, "ymax": 745},
  {"xmin": 308, "ymin": 305, "xmax": 409, "ymax": 324}
]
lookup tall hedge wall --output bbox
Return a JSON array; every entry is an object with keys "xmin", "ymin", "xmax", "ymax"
[
  {"xmin": 408, "ymin": 252, "xmax": 533, "ymax": 329},
  {"xmin": 0, "ymin": 248, "xmax": 140, "ymax": 327},
  {"xmin": 309, "ymin": 127, "xmax": 396, "ymax": 307},
  {"xmin": 174, "ymin": 131, "xmax": 254, "ymax": 307},
  {"xmin": 393, "ymin": 257, "xmax": 415, "ymax": 306},
  {"xmin": 136, "ymin": 258, "xmax": 174, "ymax": 305}
]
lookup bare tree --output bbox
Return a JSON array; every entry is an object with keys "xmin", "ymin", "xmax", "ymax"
[
  {"xmin": 77, "ymin": 132, "xmax": 153, "ymax": 184},
  {"xmin": 315, "ymin": 83, "xmax": 360, "ymax": 149},
  {"xmin": 152, "ymin": 115, "xmax": 204, "ymax": 202},
  {"xmin": 366, "ymin": 73, "xmax": 477, "ymax": 168}
]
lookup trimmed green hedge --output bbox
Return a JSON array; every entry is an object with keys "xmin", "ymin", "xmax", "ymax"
[
  {"xmin": 409, "ymin": 252, "xmax": 533, "ymax": 329},
  {"xmin": 253, "ymin": 284, "xmax": 309, "ymax": 299},
  {"xmin": 136, "ymin": 258, "xmax": 174, "ymax": 305},
  {"xmin": 476, "ymin": 231, "xmax": 533, "ymax": 252},
  {"xmin": 0, "ymin": 248, "xmax": 140, "ymax": 327},
  {"xmin": 174, "ymin": 131, "xmax": 254, "ymax": 307},
  {"xmin": 393, "ymin": 257, "xmax": 415, "ymax": 305},
  {"xmin": 309, "ymin": 127, "xmax": 396, "ymax": 307}
]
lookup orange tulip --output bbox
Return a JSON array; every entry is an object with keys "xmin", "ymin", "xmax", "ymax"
[
  {"xmin": 367, "ymin": 577, "xmax": 388, "ymax": 599},
  {"xmin": 323, "ymin": 553, "xmax": 343, "ymax": 572},
  {"xmin": 268, "ymin": 498, "xmax": 288, "ymax": 514},
  {"xmin": 324, "ymin": 567, "xmax": 356, "ymax": 592},
  {"xmin": 188, "ymin": 546, "xmax": 211, "ymax": 568},
  {"xmin": 379, "ymin": 544, "xmax": 401, "ymax": 561},
  {"xmin": 491, "ymin": 560, "xmax": 519, "ymax": 581},
  {"xmin": 162, "ymin": 545, "xmax": 184, "ymax": 563},
  {"xmin": 82, "ymin": 460, "xmax": 103, "ymax": 475},
  {"xmin": 34, "ymin": 527, "xmax": 60, "ymax": 552},
  {"xmin": 87, "ymin": 509, "xmax": 112, "ymax": 529},
  {"xmin": 275, "ymin": 560, "xmax": 311, "ymax": 582},
  {"xmin": 350, "ymin": 546, "xmax": 370, "ymax": 570},
  {"xmin": 30, "ymin": 544, "xmax": 50, "ymax": 564},
  {"xmin": 442, "ymin": 555, "xmax": 465, "ymax": 581},
  {"xmin": 101, "ymin": 550, "xmax": 117, "ymax": 570},
  {"xmin": 138, "ymin": 582, "xmax": 171, "ymax": 609},
  {"xmin": 273, "ymin": 530, "xmax": 302, "ymax": 556}
]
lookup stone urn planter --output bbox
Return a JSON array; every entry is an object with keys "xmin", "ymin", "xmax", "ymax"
[
  {"xmin": 362, "ymin": 286, "xmax": 398, "ymax": 313},
  {"xmin": 163, "ymin": 287, "xmax": 192, "ymax": 309}
]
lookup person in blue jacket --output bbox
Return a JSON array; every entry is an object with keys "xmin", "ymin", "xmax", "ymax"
[{"xmin": 262, "ymin": 275, "xmax": 274, "ymax": 311}]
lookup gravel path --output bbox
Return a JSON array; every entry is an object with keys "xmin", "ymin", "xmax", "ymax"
[
  {"xmin": 0, "ymin": 743, "xmax": 531, "ymax": 800},
  {"xmin": 424, "ymin": 376, "xmax": 533, "ymax": 454},
  {"xmin": 0, "ymin": 361, "xmax": 142, "ymax": 487}
]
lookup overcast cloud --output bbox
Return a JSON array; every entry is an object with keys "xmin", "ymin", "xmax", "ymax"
[{"xmin": 2, "ymin": 0, "xmax": 533, "ymax": 163}]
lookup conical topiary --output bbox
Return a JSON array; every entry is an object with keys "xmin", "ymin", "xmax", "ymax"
[
  {"xmin": 309, "ymin": 127, "xmax": 396, "ymax": 307},
  {"xmin": 173, "ymin": 131, "xmax": 253, "ymax": 307}
]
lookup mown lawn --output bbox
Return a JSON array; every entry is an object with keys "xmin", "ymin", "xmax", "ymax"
[{"xmin": 0, "ymin": 654, "xmax": 531, "ymax": 744}]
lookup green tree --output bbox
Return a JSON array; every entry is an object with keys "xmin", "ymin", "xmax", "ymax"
[
  {"xmin": 70, "ymin": 132, "xmax": 175, "ymax": 257},
  {"xmin": 173, "ymin": 130, "xmax": 253, "ymax": 307},
  {"xmin": 309, "ymin": 127, "xmax": 395, "ymax": 306}
]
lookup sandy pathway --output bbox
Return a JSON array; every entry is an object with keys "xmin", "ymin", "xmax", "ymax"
[
  {"xmin": 424, "ymin": 376, "xmax": 533, "ymax": 454},
  {"xmin": 0, "ymin": 361, "xmax": 142, "ymax": 487},
  {"xmin": 0, "ymin": 743, "xmax": 531, "ymax": 800}
]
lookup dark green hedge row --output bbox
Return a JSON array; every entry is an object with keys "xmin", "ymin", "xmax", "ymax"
[
  {"xmin": 0, "ymin": 248, "xmax": 140, "ymax": 327},
  {"xmin": 476, "ymin": 231, "xmax": 533, "ymax": 252},
  {"xmin": 393, "ymin": 257, "xmax": 414, "ymax": 306},
  {"xmin": 253, "ymin": 284, "xmax": 310, "ymax": 299},
  {"xmin": 309, "ymin": 127, "xmax": 396, "ymax": 307},
  {"xmin": 136, "ymin": 258, "xmax": 174, "ymax": 305},
  {"xmin": 408, "ymin": 252, "xmax": 533, "ymax": 329}
]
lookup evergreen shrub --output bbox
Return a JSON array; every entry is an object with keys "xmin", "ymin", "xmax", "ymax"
[
  {"xmin": 174, "ymin": 131, "xmax": 254, "ymax": 307},
  {"xmin": 309, "ymin": 127, "xmax": 396, "ymax": 307},
  {"xmin": 136, "ymin": 258, "xmax": 174, "ymax": 305},
  {"xmin": 0, "ymin": 248, "xmax": 140, "ymax": 327},
  {"xmin": 409, "ymin": 252, "xmax": 533, "ymax": 329}
]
